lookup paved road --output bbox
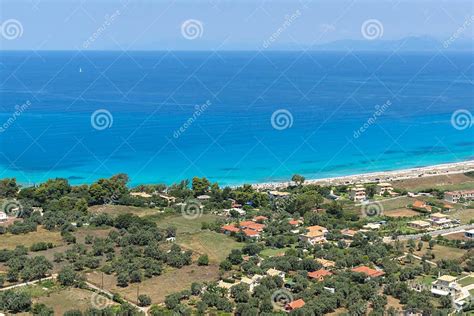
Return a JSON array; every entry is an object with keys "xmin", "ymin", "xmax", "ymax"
[{"xmin": 384, "ymin": 224, "xmax": 474, "ymax": 242}]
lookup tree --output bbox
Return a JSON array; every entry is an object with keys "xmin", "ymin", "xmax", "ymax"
[
  {"xmin": 192, "ymin": 177, "xmax": 210, "ymax": 196},
  {"xmin": 428, "ymin": 240, "xmax": 436, "ymax": 250},
  {"xmin": 230, "ymin": 283, "xmax": 250, "ymax": 303},
  {"xmin": 117, "ymin": 273, "xmax": 129, "ymax": 287},
  {"xmin": 417, "ymin": 240, "xmax": 423, "ymax": 251},
  {"xmin": 31, "ymin": 303, "xmax": 54, "ymax": 315},
  {"xmin": 138, "ymin": 294, "xmax": 152, "ymax": 307},
  {"xmin": 0, "ymin": 290, "xmax": 32, "ymax": 313},
  {"xmin": 291, "ymin": 174, "xmax": 305, "ymax": 186},
  {"xmin": 0, "ymin": 178, "xmax": 19, "ymax": 198},
  {"xmin": 191, "ymin": 282, "xmax": 203, "ymax": 296},
  {"xmin": 58, "ymin": 266, "xmax": 78, "ymax": 286},
  {"xmin": 198, "ymin": 254, "xmax": 209, "ymax": 266}
]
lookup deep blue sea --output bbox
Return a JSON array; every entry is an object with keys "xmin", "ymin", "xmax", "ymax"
[{"xmin": 0, "ymin": 51, "xmax": 473, "ymax": 186}]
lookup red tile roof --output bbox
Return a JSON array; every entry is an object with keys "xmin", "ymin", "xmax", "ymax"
[
  {"xmin": 351, "ymin": 266, "xmax": 385, "ymax": 278},
  {"xmin": 287, "ymin": 299, "xmax": 305, "ymax": 310},
  {"xmin": 289, "ymin": 219, "xmax": 300, "ymax": 225},
  {"xmin": 221, "ymin": 225, "xmax": 240, "ymax": 233},
  {"xmin": 308, "ymin": 269, "xmax": 332, "ymax": 280},
  {"xmin": 240, "ymin": 221, "xmax": 265, "ymax": 232},
  {"xmin": 413, "ymin": 200, "xmax": 426, "ymax": 208},
  {"xmin": 254, "ymin": 216, "xmax": 268, "ymax": 222},
  {"xmin": 242, "ymin": 229, "xmax": 260, "ymax": 237}
]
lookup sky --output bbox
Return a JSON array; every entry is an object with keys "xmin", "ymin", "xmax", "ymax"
[{"xmin": 0, "ymin": 0, "xmax": 473, "ymax": 50}]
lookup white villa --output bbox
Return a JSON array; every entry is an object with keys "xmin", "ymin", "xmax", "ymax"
[
  {"xmin": 431, "ymin": 275, "xmax": 473, "ymax": 311},
  {"xmin": 376, "ymin": 183, "xmax": 393, "ymax": 195},
  {"xmin": 349, "ymin": 185, "xmax": 366, "ymax": 202}
]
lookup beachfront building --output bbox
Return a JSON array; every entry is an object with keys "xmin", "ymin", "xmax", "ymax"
[
  {"xmin": 299, "ymin": 225, "xmax": 328, "ymax": 245},
  {"xmin": 464, "ymin": 229, "xmax": 474, "ymax": 239},
  {"xmin": 268, "ymin": 190, "xmax": 291, "ymax": 200},
  {"xmin": 376, "ymin": 183, "xmax": 393, "ymax": 195},
  {"xmin": 408, "ymin": 220, "xmax": 431, "ymax": 230},
  {"xmin": 349, "ymin": 185, "xmax": 366, "ymax": 202},
  {"xmin": 429, "ymin": 213, "xmax": 452, "ymax": 227},
  {"xmin": 130, "ymin": 192, "xmax": 152, "ymax": 198},
  {"xmin": 444, "ymin": 190, "xmax": 474, "ymax": 203}
]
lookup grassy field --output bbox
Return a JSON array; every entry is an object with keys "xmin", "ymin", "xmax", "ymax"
[
  {"xmin": 155, "ymin": 214, "xmax": 221, "ymax": 234},
  {"xmin": 260, "ymin": 247, "xmax": 291, "ymax": 258},
  {"xmin": 87, "ymin": 264, "xmax": 219, "ymax": 304},
  {"xmin": 449, "ymin": 207, "xmax": 474, "ymax": 224},
  {"xmin": 34, "ymin": 287, "xmax": 116, "ymax": 314},
  {"xmin": 384, "ymin": 208, "xmax": 421, "ymax": 218},
  {"xmin": 88, "ymin": 204, "xmax": 160, "ymax": 217},
  {"xmin": 392, "ymin": 173, "xmax": 474, "ymax": 192},
  {"xmin": 413, "ymin": 244, "xmax": 467, "ymax": 261},
  {"xmin": 178, "ymin": 231, "xmax": 243, "ymax": 263},
  {"xmin": 458, "ymin": 276, "xmax": 474, "ymax": 287},
  {"xmin": 0, "ymin": 227, "xmax": 63, "ymax": 250}
]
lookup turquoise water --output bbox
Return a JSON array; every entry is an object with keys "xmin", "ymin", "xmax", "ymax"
[{"xmin": 0, "ymin": 51, "xmax": 473, "ymax": 186}]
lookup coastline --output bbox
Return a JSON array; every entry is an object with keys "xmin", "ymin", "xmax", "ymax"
[{"xmin": 251, "ymin": 160, "xmax": 474, "ymax": 190}]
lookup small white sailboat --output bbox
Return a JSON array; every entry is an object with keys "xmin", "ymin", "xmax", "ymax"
[{"xmin": 79, "ymin": 67, "xmax": 83, "ymax": 73}]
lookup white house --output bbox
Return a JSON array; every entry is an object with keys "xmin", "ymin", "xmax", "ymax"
[{"xmin": 0, "ymin": 212, "xmax": 7, "ymax": 222}]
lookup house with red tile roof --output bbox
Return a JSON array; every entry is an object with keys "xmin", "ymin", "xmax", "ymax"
[
  {"xmin": 412, "ymin": 200, "xmax": 432, "ymax": 212},
  {"xmin": 351, "ymin": 266, "xmax": 385, "ymax": 279},
  {"xmin": 221, "ymin": 225, "xmax": 240, "ymax": 234},
  {"xmin": 240, "ymin": 221, "xmax": 265, "ymax": 232},
  {"xmin": 253, "ymin": 215, "xmax": 268, "ymax": 222},
  {"xmin": 308, "ymin": 269, "xmax": 332, "ymax": 282},
  {"xmin": 286, "ymin": 299, "xmax": 305, "ymax": 311},
  {"xmin": 288, "ymin": 219, "xmax": 301, "ymax": 226},
  {"xmin": 242, "ymin": 229, "xmax": 260, "ymax": 239}
]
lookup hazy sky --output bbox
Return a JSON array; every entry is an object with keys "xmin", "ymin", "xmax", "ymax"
[{"xmin": 1, "ymin": 0, "xmax": 473, "ymax": 50}]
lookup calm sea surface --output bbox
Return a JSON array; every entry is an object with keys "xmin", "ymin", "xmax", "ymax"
[{"xmin": 0, "ymin": 51, "xmax": 473, "ymax": 186}]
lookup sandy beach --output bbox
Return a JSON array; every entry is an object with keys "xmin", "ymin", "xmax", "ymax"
[{"xmin": 252, "ymin": 160, "xmax": 474, "ymax": 190}]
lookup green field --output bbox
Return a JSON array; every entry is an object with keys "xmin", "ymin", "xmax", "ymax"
[
  {"xmin": 458, "ymin": 276, "xmax": 474, "ymax": 287},
  {"xmin": 178, "ymin": 231, "xmax": 243, "ymax": 263},
  {"xmin": 0, "ymin": 227, "xmax": 64, "ymax": 250},
  {"xmin": 155, "ymin": 214, "xmax": 221, "ymax": 234}
]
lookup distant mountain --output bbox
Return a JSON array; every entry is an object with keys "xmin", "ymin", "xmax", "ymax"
[{"xmin": 311, "ymin": 36, "xmax": 473, "ymax": 51}]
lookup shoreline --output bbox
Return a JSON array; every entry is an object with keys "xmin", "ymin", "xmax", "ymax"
[{"xmin": 251, "ymin": 160, "xmax": 474, "ymax": 190}]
